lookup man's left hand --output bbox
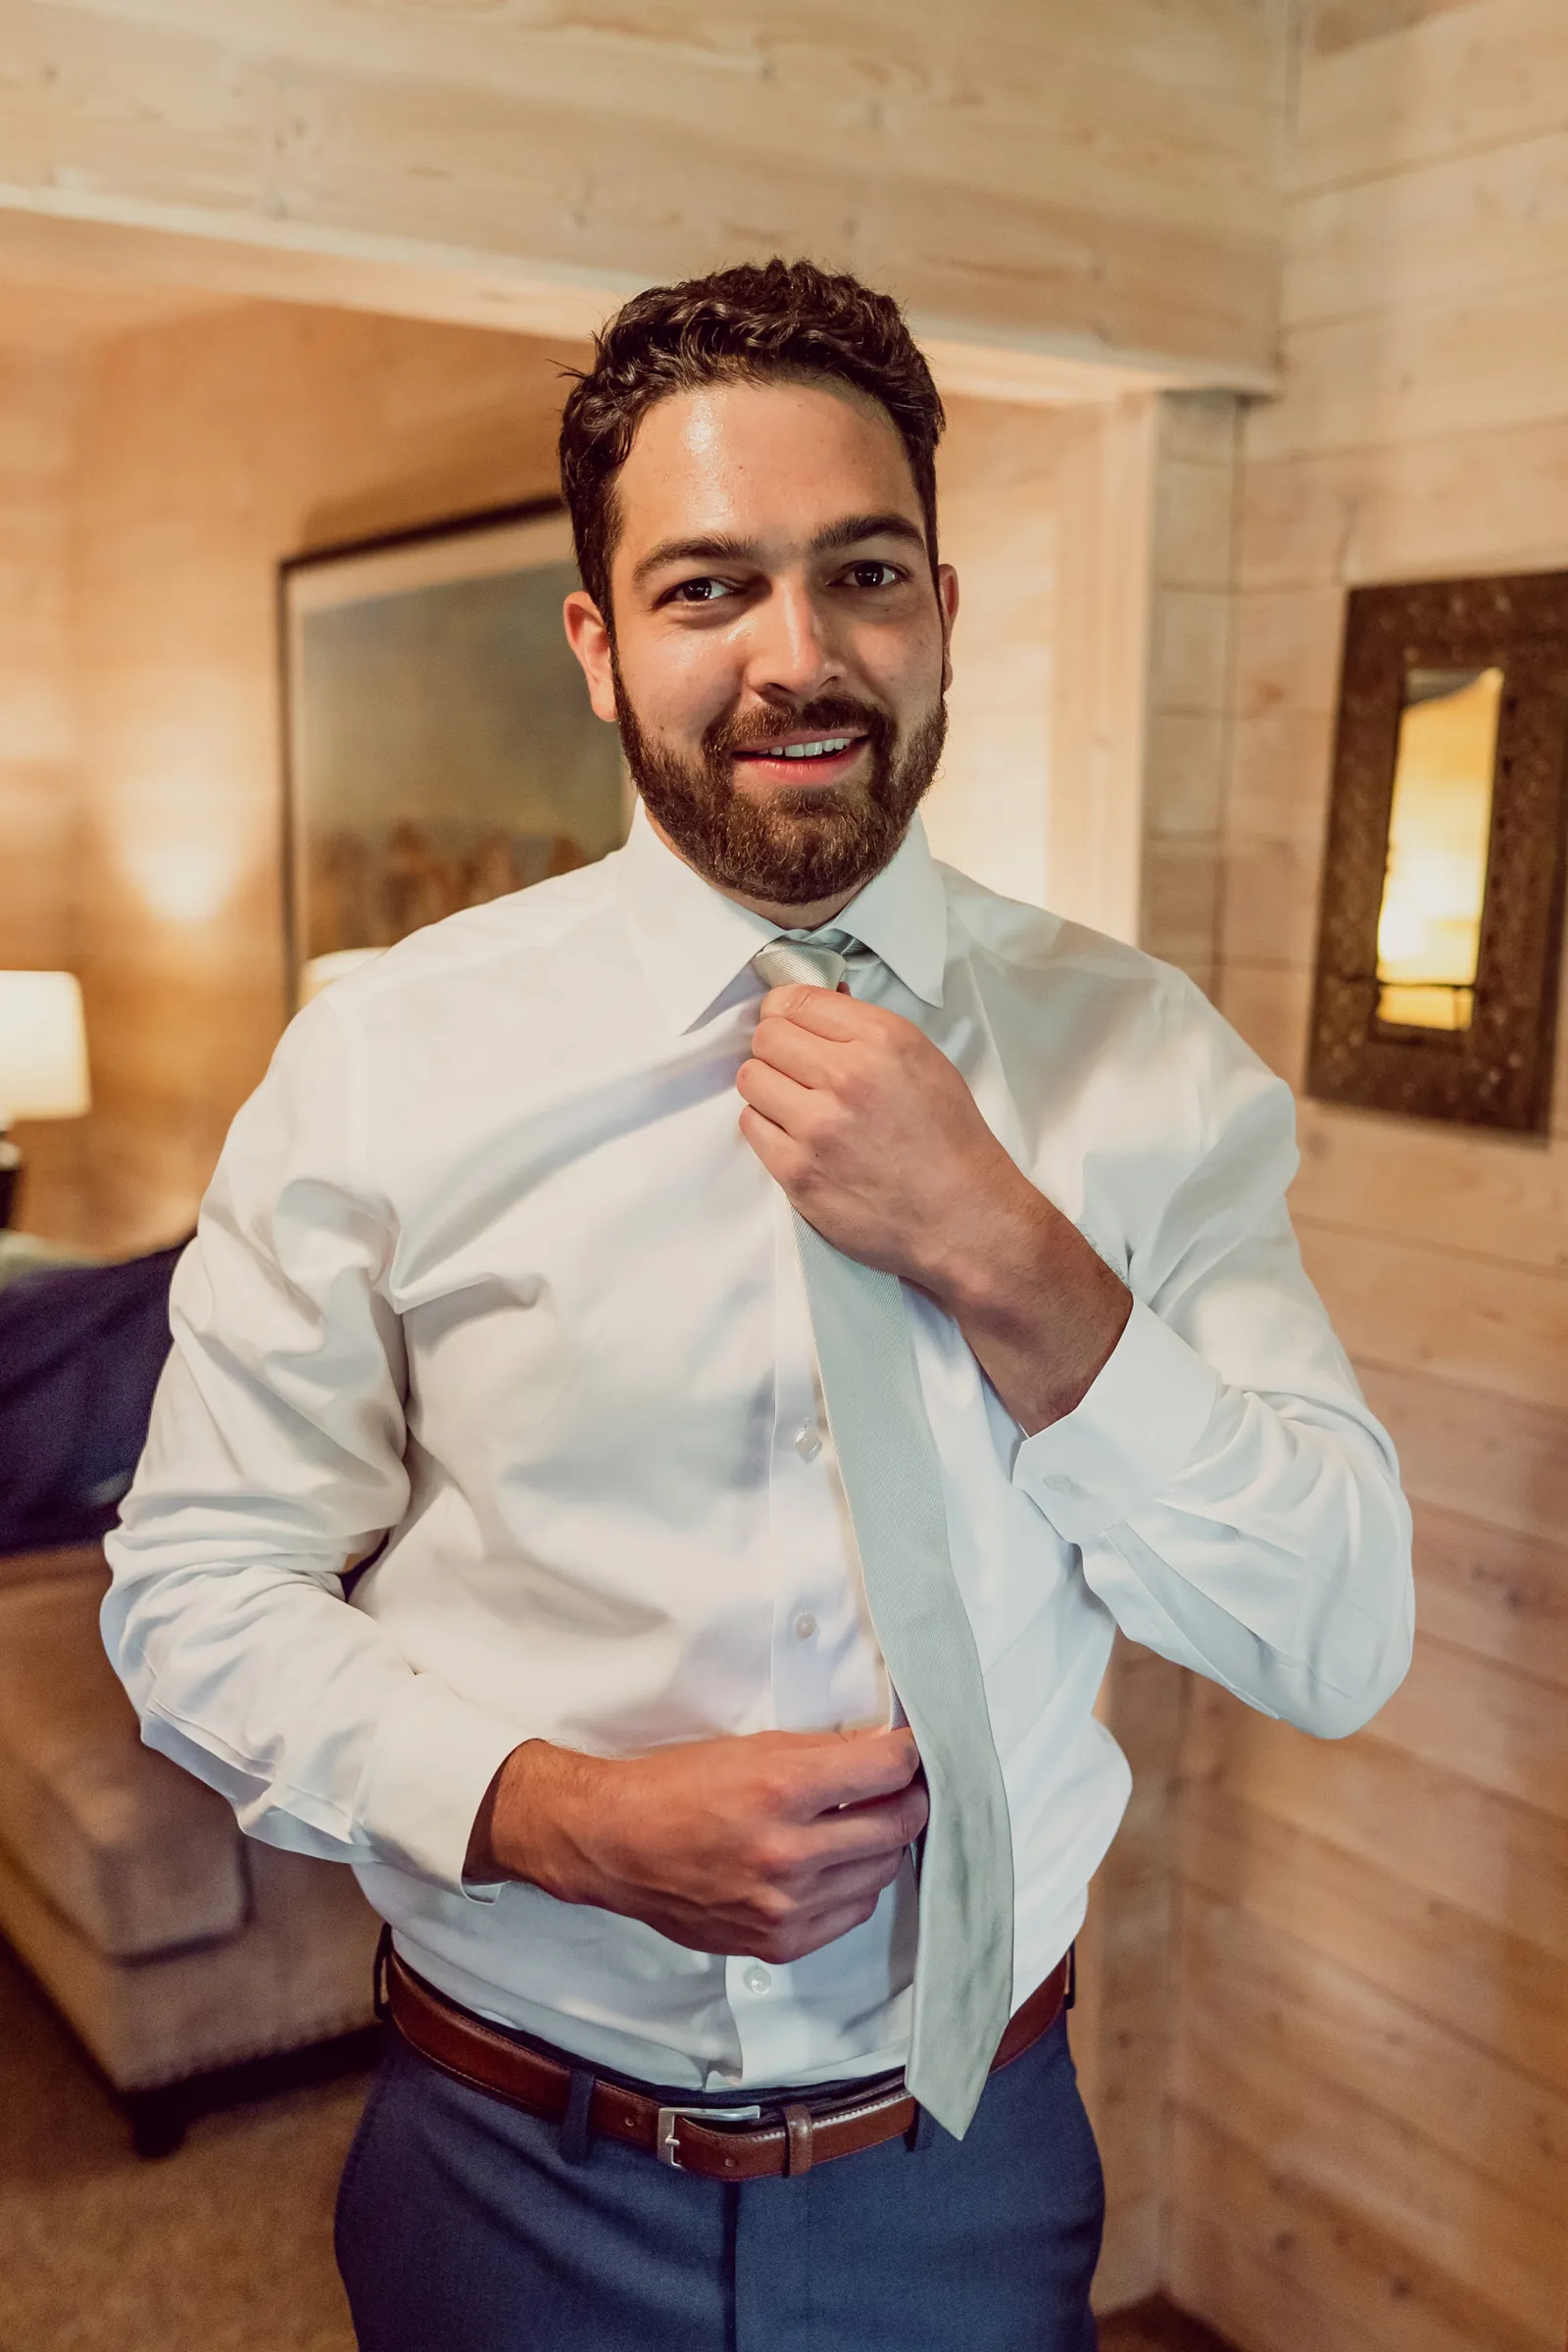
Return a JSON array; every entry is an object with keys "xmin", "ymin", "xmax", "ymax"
[{"xmin": 737, "ymin": 983, "xmax": 1131, "ymax": 1435}]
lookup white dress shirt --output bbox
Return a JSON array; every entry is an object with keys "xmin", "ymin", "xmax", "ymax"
[{"xmin": 104, "ymin": 806, "xmax": 1413, "ymax": 2092}]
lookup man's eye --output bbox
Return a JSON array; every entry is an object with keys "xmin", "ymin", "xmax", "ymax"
[
  {"xmin": 847, "ymin": 563, "xmax": 901, "ymax": 589},
  {"xmin": 670, "ymin": 577, "xmax": 733, "ymax": 604}
]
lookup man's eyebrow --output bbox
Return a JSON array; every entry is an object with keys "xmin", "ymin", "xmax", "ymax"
[
  {"xmin": 632, "ymin": 533, "xmax": 760, "ymax": 587},
  {"xmin": 631, "ymin": 512, "xmax": 927, "ymax": 589},
  {"xmin": 809, "ymin": 512, "xmax": 927, "ymax": 558}
]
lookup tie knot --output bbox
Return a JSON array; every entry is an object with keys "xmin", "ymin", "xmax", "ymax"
[{"xmin": 751, "ymin": 932, "xmax": 858, "ymax": 993}]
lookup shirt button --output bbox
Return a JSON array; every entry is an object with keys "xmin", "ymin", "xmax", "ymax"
[
  {"xmin": 744, "ymin": 1964, "xmax": 771, "ymax": 1995},
  {"xmin": 794, "ymin": 1422, "xmax": 823, "ymax": 1461},
  {"xmin": 794, "ymin": 1612, "xmax": 818, "ymax": 1642}
]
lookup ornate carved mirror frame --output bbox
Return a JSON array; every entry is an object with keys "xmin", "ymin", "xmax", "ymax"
[{"xmin": 1306, "ymin": 570, "xmax": 1568, "ymax": 1133}]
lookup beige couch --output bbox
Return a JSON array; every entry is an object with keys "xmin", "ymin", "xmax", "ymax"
[{"xmin": 0, "ymin": 1542, "xmax": 379, "ymax": 2154}]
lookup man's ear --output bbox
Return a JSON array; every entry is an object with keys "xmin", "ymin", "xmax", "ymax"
[
  {"xmin": 563, "ymin": 589, "xmax": 619, "ymax": 723},
  {"xmin": 937, "ymin": 563, "xmax": 959, "ymax": 694}
]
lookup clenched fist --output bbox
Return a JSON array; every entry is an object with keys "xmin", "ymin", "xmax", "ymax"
[
  {"xmin": 468, "ymin": 1725, "xmax": 928, "ymax": 1964},
  {"xmin": 738, "ymin": 981, "xmax": 1131, "ymax": 1434}
]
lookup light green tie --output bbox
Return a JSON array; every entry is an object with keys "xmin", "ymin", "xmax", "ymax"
[{"xmin": 752, "ymin": 933, "xmax": 1015, "ymax": 2139}]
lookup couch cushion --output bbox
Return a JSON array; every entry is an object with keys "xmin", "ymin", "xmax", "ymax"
[
  {"xmin": 0, "ymin": 1241, "xmax": 183, "ymax": 1552},
  {"xmin": 0, "ymin": 1569, "xmax": 247, "ymax": 1960}
]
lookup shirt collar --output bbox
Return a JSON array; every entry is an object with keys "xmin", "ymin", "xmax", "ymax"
[{"xmin": 615, "ymin": 799, "xmax": 948, "ymax": 1033}]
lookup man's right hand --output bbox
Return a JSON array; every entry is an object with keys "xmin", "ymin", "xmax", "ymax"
[{"xmin": 466, "ymin": 1727, "xmax": 927, "ymax": 1964}]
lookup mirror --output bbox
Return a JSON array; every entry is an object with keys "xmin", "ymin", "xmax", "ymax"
[
  {"xmin": 1375, "ymin": 665, "xmax": 1502, "ymax": 1033},
  {"xmin": 1307, "ymin": 570, "xmax": 1568, "ymax": 1132}
]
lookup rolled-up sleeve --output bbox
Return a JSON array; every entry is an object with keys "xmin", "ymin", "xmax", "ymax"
[
  {"xmin": 101, "ymin": 996, "xmax": 525, "ymax": 1895},
  {"xmin": 1013, "ymin": 982, "xmax": 1414, "ymax": 1739}
]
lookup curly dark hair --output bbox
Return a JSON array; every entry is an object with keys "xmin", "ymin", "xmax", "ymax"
[{"xmin": 558, "ymin": 257, "xmax": 946, "ymax": 621}]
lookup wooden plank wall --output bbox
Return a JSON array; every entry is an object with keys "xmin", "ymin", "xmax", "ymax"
[
  {"xmin": 1080, "ymin": 1639, "xmax": 1193, "ymax": 2311},
  {"xmin": 0, "ymin": 339, "xmax": 83, "ymax": 1233},
  {"xmin": 0, "ymin": 0, "xmax": 1287, "ymax": 382},
  {"xmin": 1049, "ymin": 392, "xmax": 1163, "ymax": 951},
  {"xmin": 1141, "ymin": 390, "xmax": 1243, "ymax": 1004},
  {"xmin": 1170, "ymin": 4, "xmax": 1568, "ymax": 2345},
  {"xmin": 923, "ymin": 399, "xmax": 1065, "ymax": 913}
]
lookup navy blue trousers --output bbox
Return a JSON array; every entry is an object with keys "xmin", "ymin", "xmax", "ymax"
[{"xmin": 335, "ymin": 2015, "xmax": 1102, "ymax": 2350}]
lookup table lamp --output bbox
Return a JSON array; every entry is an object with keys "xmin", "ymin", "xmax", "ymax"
[{"xmin": 0, "ymin": 971, "xmax": 91, "ymax": 1229}]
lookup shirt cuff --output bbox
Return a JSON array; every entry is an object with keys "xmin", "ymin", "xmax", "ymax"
[
  {"xmin": 359, "ymin": 1679, "xmax": 526, "ymax": 1903},
  {"xmin": 1011, "ymin": 1297, "xmax": 1221, "ymax": 1543}
]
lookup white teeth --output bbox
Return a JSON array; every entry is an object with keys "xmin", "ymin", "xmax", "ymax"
[{"xmin": 773, "ymin": 737, "xmax": 853, "ymax": 760}]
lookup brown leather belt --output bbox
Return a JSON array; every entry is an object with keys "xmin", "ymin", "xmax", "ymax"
[{"xmin": 383, "ymin": 1944, "xmax": 1071, "ymax": 2180}]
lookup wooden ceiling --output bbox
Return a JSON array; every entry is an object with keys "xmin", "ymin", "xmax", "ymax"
[{"xmin": 0, "ymin": 209, "xmax": 243, "ymax": 354}]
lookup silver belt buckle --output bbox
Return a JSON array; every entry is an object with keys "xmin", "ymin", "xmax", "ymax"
[
  {"xmin": 656, "ymin": 2104, "xmax": 707, "ymax": 2168},
  {"xmin": 656, "ymin": 2100, "xmax": 762, "ymax": 2168}
]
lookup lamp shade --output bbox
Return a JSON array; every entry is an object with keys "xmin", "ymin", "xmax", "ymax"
[{"xmin": 0, "ymin": 971, "xmax": 91, "ymax": 1121}]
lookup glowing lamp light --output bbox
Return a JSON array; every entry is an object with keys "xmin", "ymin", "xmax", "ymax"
[
  {"xmin": 0, "ymin": 970, "xmax": 91, "ymax": 1122},
  {"xmin": 122, "ymin": 836, "xmax": 245, "ymax": 926},
  {"xmin": 0, "ymin": 970, "xmax": 91, "ymax": 1228}
]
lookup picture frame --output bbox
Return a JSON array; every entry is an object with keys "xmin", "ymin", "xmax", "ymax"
[
  {"xmin": 1305, "ymin": 569, "xmax": 1568, "ymax": 1133},
  {"xmin": 279, "ymin": 500, "xmax": 628, "ymax": 1011}
]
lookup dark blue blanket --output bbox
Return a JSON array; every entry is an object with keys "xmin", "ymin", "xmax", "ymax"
[{"xmin": 0, "ymin": 1242, "xmax": 185, "ymax": 1555}]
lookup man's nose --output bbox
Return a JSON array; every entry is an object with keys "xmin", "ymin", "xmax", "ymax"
[{"xmin": 744, "ymin": 579, "xmax": 843, "ymax": 704}]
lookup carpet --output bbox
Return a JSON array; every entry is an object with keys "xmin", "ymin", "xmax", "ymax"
[{"xmin": 0, "ymin": 1938, "xmax": 364, "ymax": 2352}]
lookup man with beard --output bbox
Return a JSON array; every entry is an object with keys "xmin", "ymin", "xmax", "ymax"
[{"xmin": 104, "ymin": 260, "xmax": 1412, "ymax": 2351}]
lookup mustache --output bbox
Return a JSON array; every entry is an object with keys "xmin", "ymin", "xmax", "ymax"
[{"xmin": 704, "ymin": 696, "xmax": 896, "ymax": 760}]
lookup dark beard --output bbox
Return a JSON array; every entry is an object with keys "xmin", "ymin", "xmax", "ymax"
[{"xmin": 612, "ymin": 659, "xmax": 948, "ymax": 906}]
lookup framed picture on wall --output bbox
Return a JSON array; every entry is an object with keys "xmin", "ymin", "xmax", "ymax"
[{"xmin": 280, "ymin": 500, "xmax": 628, "ymax": 1009}]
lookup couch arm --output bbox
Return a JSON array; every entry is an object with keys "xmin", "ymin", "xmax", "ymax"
[{"xmin": 0, "ymin": 1542, "xmax": 111, "ymax": 1594}]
